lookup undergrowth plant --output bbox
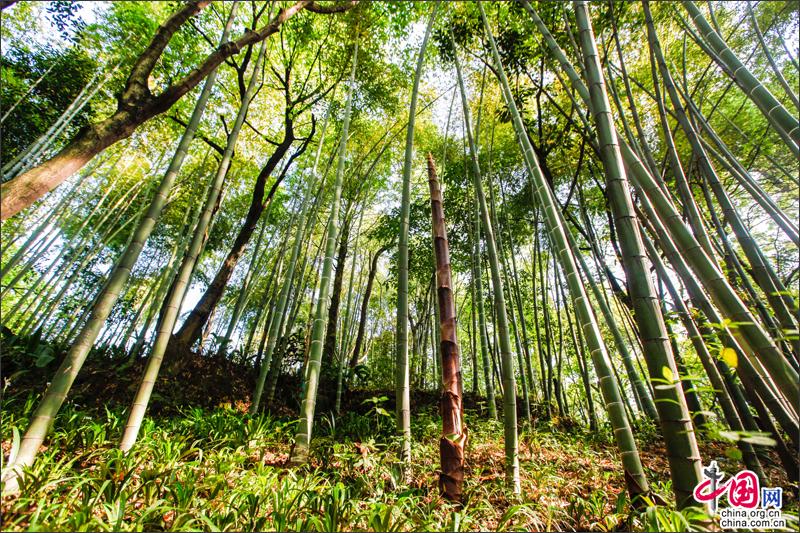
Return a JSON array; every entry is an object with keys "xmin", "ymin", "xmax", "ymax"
[{"xmin": 1, "ymin": 393, "xmax": 790, "ymax": 531}]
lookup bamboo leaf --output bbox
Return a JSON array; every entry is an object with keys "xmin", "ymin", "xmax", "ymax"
[
  {"xmin": 741, "ymin": 435, "xmax": 776, "ymax": 447},
  {"xmin": 719, "ymin": 430, "xmax": 740, "ymax": 442}
]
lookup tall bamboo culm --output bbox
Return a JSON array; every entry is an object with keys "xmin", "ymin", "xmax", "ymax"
[
  {"xmin": 573, "ymin": 0, "xmax": 702, "ymax": 506},
  {"xmin": 291, "ymin": 41, "xmax": 358, "ymax": 464},
  {"xmin": 485, "ymin": 1, "xmax": 650, "ymax": 501},
  {"xmin": 395, "ymin": 2, "xmax": 439, "ymax": 471}
]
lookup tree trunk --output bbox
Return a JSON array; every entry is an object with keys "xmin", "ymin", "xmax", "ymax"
[
  {"xmin": 169, "ymin": 117, "xmax": 299, "ymax": 353},
  {"xmin": 350, "ymin": 245, "xmax": 388, "ymax": 368},
  {"xmin": 0, "ymin": 0, "xmax": 352, "ymax": 220},
  {"xmin": 322, "ymin": 212, "xmax": 351, "ymax": 372}
]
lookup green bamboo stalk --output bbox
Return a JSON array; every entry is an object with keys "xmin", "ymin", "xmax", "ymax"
[
  {"xmin": 522, "ymin": 0, "xmax": 799, "ymax": 410},
  {"xmin": 472, "ymin": 204, "xmax": 497, "ymax": 419},
  {"xmin": 566, "ymin": 218, "xmax": 658, "ymax": 422},
  {"xmin": 18, "ymin": 180, "xmax": 148, "ymax": 337},
  {"xmin": 127, "ymin": 175, "xmax": 211, "ymax": 361},
  {"xmin": 573, "ymin": 0, "xmax": 702, "ymax": 506},
  {"xmin": 266, "ymin": 188, "xmax": 328, "ymax": 405},
  {"xmin": 117, "ymin": 30, "xmax": 264, "ymax": 452},
  {"xmin": 682, "ymin": 0, "xmax": 799, "ymax": 155},
  {"xmin": 482, "ymin": 2, "xmax": 649, "ymax": 500},
  {"xmin": 453, "ymin": 27, "xmax": 520, "ymax": 494},
  {"xmin": 2, "ymin": 179, "xmax": 116, "ymax": 326},
  {"xmin": 745, "ymin": 0, "xmax": 798, "ymax": 106},
  {"xmin": 291, "ymin": 41, "xmax": 358, "ymax": 464},
  {"xmin": 530, "ymin": 219, "xmax": 549, "ymax": 407},
  {"xmin": 0, "ymin": 10, "xmax": 236, "ymax": 488},
  {"xmin": 635, "ymin": 189, "xmax": 800, "ymax": 447},
  {"xmin": 644, "ymin": 232, "xmax": 765, "ymax": 480},
  {"xmin": 395, "ymin": 3, "xmax": 439, "ymax": 471},
  {"xmin": 0, "ymin": 176, "xmax": 83, "ymax": 279},
  {"xmin": 644, "ymin": 1, "xmax": 799, "ymax": 350},
  {"xmin": 643, "ymin": 18, "xmax": 716, "ymax": 259},
  {"xmin": 490, "ymin": 175, "xmax": 531, "ymax": 420},
  {"xmin": 251, "ymin": 101, "xmax": 331, "ymax": 413}
]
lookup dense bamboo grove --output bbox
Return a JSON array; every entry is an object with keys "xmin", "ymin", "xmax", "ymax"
[{"xmin": 1, "ymin": 1, "xmax": 798, "ymax": 531}]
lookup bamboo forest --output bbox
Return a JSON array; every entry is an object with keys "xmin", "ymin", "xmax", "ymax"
[{"xmin": 0, "ymin": 0, "xmax": 798, "ymax": 531}]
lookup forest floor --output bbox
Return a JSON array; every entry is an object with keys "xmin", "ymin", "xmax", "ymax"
[{"xmin": 1, "ymin": 344, "xmax": 797, "ymax": 531}]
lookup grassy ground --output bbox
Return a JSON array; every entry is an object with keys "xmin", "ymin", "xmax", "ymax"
[
  {"xmin": 1, "ymin": 339, "xmax": 796, "ymax": 531},
  {"xmin": 2, "ymin": 389, "xmax": 796, "ymax": 532}
]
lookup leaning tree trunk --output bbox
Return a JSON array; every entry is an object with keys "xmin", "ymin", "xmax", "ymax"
[
  {"xmin": 350, "ymin": 245, "xmax": 389, "ymax": 368},
  {"xmin": 395, "ymin": 2, "xmax": 439, "ymax": 472},
  {"xmin": 573, "ymin": 0, "xmax": 702, "ymax": 507},
  {"xmin": 250, "ymin": 102, "xmax": 333, "ymax": 413},
  {"xmin": 217, "ymin": 214, "xmax": 271, "ymax": 358},
  {"xmin": 681, "ymin": 0, "xmax": 799, "ymax": 156},
  {"xmin": 291, "ymin": 41, "xmax": 358, "ymax": 465},
  {"xmin": 0, "ymin": 7, "xmax": 237, "ymax": 492},
  {"xmin": 426, "ymin": 152, "xmax": 467, "ymax": 503},
  {"xmin": 168, "ymin": 114, "xmax": 300, "ymax": 354},
  {"xmin": 322, "ymin": 210, "xmax": 352, "ymax": 376},
  {"xmin": 0, "ymin": 0, "xmax": 351, "ymax": 220},
  {"xmin": 482, "ymin": 2, "xmax": 650, "ymax": 502}
]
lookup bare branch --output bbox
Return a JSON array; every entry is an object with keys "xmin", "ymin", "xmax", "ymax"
[{"xmin": 166, "ymin": 114, "xmax": 225, "ymax": 155}]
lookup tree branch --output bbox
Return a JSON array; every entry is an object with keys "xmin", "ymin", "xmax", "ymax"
[
  {"xmin": 166, "ymin": 114, "xmax": 225, "ymax": 155},
  {"xmin": 305, "ymin": 1, "xmax": 359, "ymax": 14},
  {"xmin": 121, "ymin": 1, "xmax": 210, "ymax": 106}
]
